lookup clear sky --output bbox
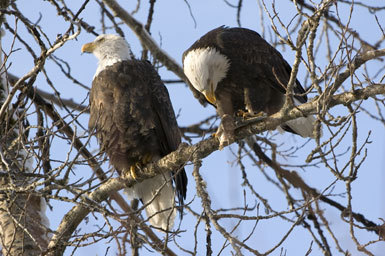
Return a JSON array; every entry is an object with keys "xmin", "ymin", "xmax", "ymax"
[{"xmin": 2, "ymin": 0, "xmax": 384, "ymax": 255}]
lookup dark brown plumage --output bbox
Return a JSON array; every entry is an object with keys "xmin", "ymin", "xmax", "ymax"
[
  {"xmin": 89, "ymin": 60, "xmax": 187, "ymax": 200},
  {"xmin": 83, "ymin": 34, "xmax": 187, "ymax": 230},
  {"xmin": 183, "ymin": 26, "xmax": 317, "ymax": 147}
]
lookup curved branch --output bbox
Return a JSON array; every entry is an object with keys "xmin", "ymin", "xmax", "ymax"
[
  {"xmin": 8, "ymin": 72, "xmax": 88, "ymax": 112},
  {"xmin": 47, "ymin": 177, "xmax": 177, "ymax": 256},
  {"xmin": 0, "ymin": 17, "xmax": 81, "ymax": 121},
  {"xmin": 46, "ymin": 82, "xmax": 385, "ymax": 255},
  {"xmin": 327, "ymin": 49, "xmax": 385, "ymax": 96},
  {"xmin": 144, "ymin": 83, "xmax": 385, "ymax": 177},
  {"xmin": 6, "ymin": 75, "xmax": 177, "ymax": 256},
  {"xmin": 245, "ymin": 138, "xmax": 379, "ymax": 234},
  {"xmin": 47, "ymin": 178, "xmax": 126, "ymax": 255},
  {"xmin": 101, "ymin": 0, "xmax": 185, "ymax": 80},
  {"xmin": 101, "ymin": 0, "xmax": 207, "ymax": 104}
]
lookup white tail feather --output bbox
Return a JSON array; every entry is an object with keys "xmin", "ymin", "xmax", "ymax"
[
  {"xmin": 124, "ymin": 174, "xmax": 176, "ymax": 231},
  {"xmin": 278, "ymin": 98, "xmax": 321, "ymax": 138},
  {"xmin": 284, "ymin": 115, "xmax": 317, "ymax": 138}
]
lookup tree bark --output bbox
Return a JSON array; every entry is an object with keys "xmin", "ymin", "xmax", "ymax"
[{"xmin": 0, "ymin": 2, "xmax": 49, "ymax": 254}]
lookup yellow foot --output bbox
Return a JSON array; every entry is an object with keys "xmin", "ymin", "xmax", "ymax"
[
  {"xmin": 128, "ymin": 154, "xmax": 154, "ymax": 180},
  {"xmin": 237, "ymin": 110, "xmax": 266, "ymax": 119},
  {"xmin": 253, "ymin": 111, "xmax": 266, "ymax": 118},
  {"xmin": 237, "ymin": 112, "xmax": 267, "ymax": 128},
  {"xmin": 236, "ymin": 109, "xmax": 249, "ymax": 118},
  {"xmin": 142, "ymin": 154, "xmax": 153, "ymax": 164}
]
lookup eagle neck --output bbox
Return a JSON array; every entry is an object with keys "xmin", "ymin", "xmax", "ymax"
[{"xmin": 94, "ymin": 56, "xmax": 127, "ymax": 78}]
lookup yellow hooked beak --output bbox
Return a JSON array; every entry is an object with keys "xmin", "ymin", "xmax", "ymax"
[
  {"xmin": 202, "ymin": 89, "xmax": 216, "ymax": 105},
  {"xmin": 81, "ymin": 42, "xmax": 95, "ymax": 53},
  {"xmin": 202, "ymin": 81, "xmax": 216, "ymax": 105}
]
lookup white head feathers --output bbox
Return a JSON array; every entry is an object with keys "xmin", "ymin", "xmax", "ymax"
[
  {"xmin": 82, "ymin": 34, "xmax": 132, "ymax": 77},
  {"xmin": 183, "ymin": 47, "xmax": 230, "ymax": 94}
]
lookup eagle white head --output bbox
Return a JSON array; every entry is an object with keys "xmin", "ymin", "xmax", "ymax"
[
  {"xmin": 82, "ymin": 34, "xmax": 132, "ymax": 77},
  {"xmin": 183, "ymin": 47, "xmax": 230, "ymax": 104}
]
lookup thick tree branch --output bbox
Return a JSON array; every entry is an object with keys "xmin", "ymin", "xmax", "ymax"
[
  {"xmin": 143, "ymin": 83, "xmax": 385, "ymax": 178},
  {"xmin": 0, "ymin": 5, "xmax": 50, "ymax": 254},
  {"xmin": 3, "ymin": 1, "xmax": 385, "ymax": 255},
  {"xmin": 6, "ymin": 76, "xmax": 177, "ymax": 256},
  {"xmin": 47, "ymin": 82, "xmax": 385, "ymax": 254},
  {"xmin": 47, "ymin": 177, "xmax": 177, "ymax": 256},
  {"xmin": 47, "ymin": 178, "xmax": 126, "ymax": 255},
  {"xmin": 326, "ymin": 49, "xmax": 385, "ymax": 96}
]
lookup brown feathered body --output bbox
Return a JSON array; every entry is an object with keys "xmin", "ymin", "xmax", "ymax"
[
  {"xmin": 183, "ymin": 26, "xmax": 317, "ymax": 146},
  {"xmin": 85, "ymin": 34, "xmax": 187, "ymax": 230},
  {"xmin": 89, "ymin": 60, "xmax": 182, "ymax": 174}
]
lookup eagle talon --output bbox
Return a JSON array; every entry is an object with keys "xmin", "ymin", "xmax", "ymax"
[
  {"xmin": 237, "ymin": 112, "xmax": 267, "ymax": 128},
  {"xmin": 130, "ymin": 165, "xmax": 139, "ymax": 180},
  {"xmin": 253, "ymin": 111, "xmax": 267, "ymax": 118},
  {"xmin": 236, "ymin": 109, "xmax": 251, "ymax": 119},
  {"xmin": 142, "ymin": 154, "xmax": 153, "ymax": 164},
  {"xmin": 237, "ymin": 110, "xmax": 266, "ymax": 120}
]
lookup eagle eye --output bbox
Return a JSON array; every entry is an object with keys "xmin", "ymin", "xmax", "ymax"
[{"xmin": 95, "ymin": 37, "xmax": 105, "ymax": 43}]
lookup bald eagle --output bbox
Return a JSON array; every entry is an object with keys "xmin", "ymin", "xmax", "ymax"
[
  {"xmin": 82, "ymin": 34, "xmax": 187, "ymax": 230},
  {"xmin": 183, "ymin": 26, "xmax": 318, "ymax": 148}
]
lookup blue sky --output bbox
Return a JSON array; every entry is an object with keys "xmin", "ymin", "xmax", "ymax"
[{"xmin": 2, "ymin": 1, "xmax": 385, "ymax": 255}]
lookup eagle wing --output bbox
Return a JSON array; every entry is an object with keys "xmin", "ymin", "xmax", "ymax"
[
  {"xmin": 89, "ymin": 69, "xmax": 117, "ymax": 152},
  {"xmin": 145, "ymin": 61, "xmax": 187, "ymax": 203},
  {"xmin": 217, "ymin": 26, "xmax": 308, "ymax": 103},
  {"xmin": 89, "ymin": 60, "xmax": 187, "ymax": 227},
  {"xmin": 89, "ymin": 60, "xmax": 187, "ymax": 200},
  {"xmin": 89, "ymin": 61, "xmax": 157, "ymax": 168}
]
